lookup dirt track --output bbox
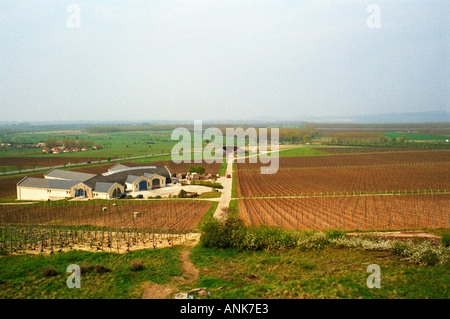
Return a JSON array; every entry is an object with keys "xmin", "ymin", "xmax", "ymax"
[{"xmin": 142, "ymin": 236, "xmax": 200, "ymax": 299}]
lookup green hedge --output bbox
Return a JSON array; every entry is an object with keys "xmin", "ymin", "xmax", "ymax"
[{"xmin": 190, "ymin": 180, "xmax": 223, "ymax": 189}]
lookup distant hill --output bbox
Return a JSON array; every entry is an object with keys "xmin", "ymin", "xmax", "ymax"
[{"xmin": 301, "ymin": 111, "xmax": 449, "ymax": 124}]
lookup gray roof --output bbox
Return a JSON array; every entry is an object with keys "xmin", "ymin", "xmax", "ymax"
[
  {"xmin": 94, "ymin": 182, "xmax": 117, "ymax": 193},
  {"xmin": 17, "ymin": 177, "xmax": 81, "ymax": 190},
  {"xmin": 108, "ymin": 163, "xmax": 129, "ymax": 172},
  {"xmin": 83, "ymin": 166, "xmax": 171, "ymax": 189},
  {"xmin": 144, "ymin": 173, "xmax": 155, "ymax": 178},
  {"xmin": 44, "ymin": 169, "xmax": 96, "ymax": 182},
  {"xmin": 125, "ymin": 175, "xmax": 141, "ymax": 183}
]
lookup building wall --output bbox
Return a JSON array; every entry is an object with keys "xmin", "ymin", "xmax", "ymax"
[
  {"xmin": 93, "ymin": 192, "xmax": 109, "ymax": 199},
  {"xmin": 17, "ymin": 186, "xmax": 70, "ymax": 201},
  {"xmin": 70, "ymin": 183, "xmax": 93, "ymax": 198},
  {"xmin": 93, "ymin": 184, "xmax": 124, "ymax": 199},
  {"xmin": 151, "ymin": 174, "xmax": 166, "ymax": 188},
  {"xmin": 132, "ymin": 176, "xmax": 151, "ymax": 191},
  {"xmin": 124, "ymin": 175, "xmax": 166, "ymax": 192}
]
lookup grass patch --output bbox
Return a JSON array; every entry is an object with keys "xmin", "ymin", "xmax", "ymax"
[
  {"xmin": 197, "ymin": 191, "xmax": 222, "ymax": 199},
  {"xmin": 218, "ymin": 158, "xmax": 227, "ymax": 176},
  {"xmin": 0, "ymin": 247, "xmax": 183, "ymax": 299},
  {"xmin": 196, "ymin": 201, "xmax": 219, "ymax": 228},
  {"xmin": 190, "ymin": 245, "xmax": 450, "ymax": 299}
]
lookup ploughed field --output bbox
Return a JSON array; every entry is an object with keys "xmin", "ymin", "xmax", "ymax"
[
  {"xmin": 236, "ymin": 150, "xmax": 450, "ymax": 230},
  {"xmin": 0, "ymin": 156, "xmax": 106, "ymax": 168}
]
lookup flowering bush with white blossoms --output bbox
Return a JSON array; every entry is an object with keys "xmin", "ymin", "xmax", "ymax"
[
  {"xmin": 329, "ymin": 234, "xmax": 450, "ymax": 266},
  {"xmin": 201, "ymin": 217, "xmax": 450, "ymax": 265}
]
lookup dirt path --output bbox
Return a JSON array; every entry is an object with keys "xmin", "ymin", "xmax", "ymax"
[
  {"xmin": 213, "ymin": 154, "xmax": 234, "ymax": 220},
  {"xmin": 141, "ymin": 237, "xmax": 200, "ymax": 299}
]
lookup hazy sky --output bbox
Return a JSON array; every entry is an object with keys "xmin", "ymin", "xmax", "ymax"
[{"xmin": 0, "ymin": 0, "xmax": 448, "ymax": 122}]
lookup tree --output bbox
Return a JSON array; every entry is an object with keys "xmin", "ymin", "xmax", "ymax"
[
  {"xmin": 187, "ymin": 165, "xmax": 196, "ymax": 173},
  {"xmin": 187, "ymin": 164, "xmax": 205, "ymax": 174},
  {"xmin": 195, "ymin": 165, "xmax": 206, "ymax": 175},
  {"xmin": 399, "ymin": 135, "xmax": 408, "ymax": 143},
  {"xmin": 303, "ymin": 135, "xmax": 311, "ymax": 144},
  {"xmin": 44, "ymin": 138, "xmax": 58, "ymax": 148}
]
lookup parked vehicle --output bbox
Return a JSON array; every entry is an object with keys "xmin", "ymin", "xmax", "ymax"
[
  {"xmin": 125, "ymin": 195, "xmax": 133, "ymax": 199},
  {"xmin": 226, "ymin": 174, "xmax": 231, "ymax": 178},
  {"xmin": 118, "ymin": 193, "xmax": 126, "ymax": 199},
  {"xmin": 135, "ymin": 194, "xmax": 143, "ymax": 199}
]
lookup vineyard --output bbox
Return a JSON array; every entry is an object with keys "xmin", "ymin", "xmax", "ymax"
[
  {"xmin": 315, "ymin": 147, "xmax": 449, "ymax": 155},
  {"xmin": 236, "ymin": 164, "xmax": 450, "ymax": 197},
  {"xmin": 238, "ymin": 149, "xmax": 450, "ymax": 170},
  {"xmin": 235, "ymin": 150, "xmax": 450, "ymax": 231},
  {"xmin": 0, "ymin": 200, "xmax": 213, "ymax": 254},
  {"xmin": 238, "ymin": 193, "xmax": 450, "ymax": 231}
]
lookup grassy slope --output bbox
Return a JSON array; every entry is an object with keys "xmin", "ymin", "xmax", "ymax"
[
  {"xmin": 189, "ymin": 246, "xmax": 450, "ymax": 299},
  {"xmin": 0, "ymin": 248, "xmax": 183, "ymax": 299}
]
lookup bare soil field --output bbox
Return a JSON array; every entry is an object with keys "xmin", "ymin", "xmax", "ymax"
[
  {"xmin": 0, "ymin": 156, "xmax": 106, "ymax": 167},
  {"xmin": 0, "ymin": 173, "xmax": 44, "ymax": 198}
]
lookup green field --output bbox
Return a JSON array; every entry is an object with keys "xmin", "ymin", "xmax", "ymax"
[
  {"xmin": 384, "ymin": 132, "xmax": 449, "ymax": 141},
  {"xmin": 1, "ymin": 130, "xmax": 176, "ymax": 158},
  {"xmin": 277, "ymin": 146, "xmax": 328, "ymax": 157}
]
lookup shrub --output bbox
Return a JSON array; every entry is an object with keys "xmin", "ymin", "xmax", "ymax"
[
  {"xmin": 441, "ymin": 233, "xmax": 450, "ymax": 247},
  {"xmin": 41, "ymin": 267, "xmax": 58, "ymax": 277},
  {"xmin": 296, "ymin": 231, "xmax": 329, "ymax": 250},
  {"xmin": 200, "ymin": 216, "xmax": 245, "ymax": 248},
  {"xmin": 94, "ymin": 264, "xmax": 110, "ymax": 274},
  {"xmin": 80, "ymin": 264, "xmax": 94, "ymax": 274},
  {"xmin": 190, "ymin": 180, "xmax": 223, "ymax": 189},
  {"xmin": 325, "ymin": 229, "xmax": 347, "ymax": 240},
  {"xmin": 131, "ymin": 261, "xmax": 144, "ymax": 271},
  {"xmin": 200, "ymin": 220, "xmax": 450, "ymax": 266}
]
